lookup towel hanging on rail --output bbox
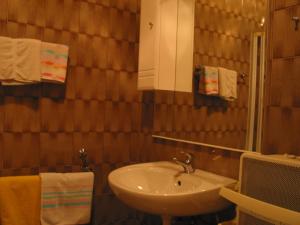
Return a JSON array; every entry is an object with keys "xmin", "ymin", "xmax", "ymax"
[
  {"xmin": 198, "ymin": 66, "xmax": 219, "ymax": 95},
  {"xmin": 40, "ymin": 172, "xmax": 94, "ymax": 225}
]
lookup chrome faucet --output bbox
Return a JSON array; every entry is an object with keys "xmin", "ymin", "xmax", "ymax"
[{"xmin": 172, "ymin": 151, "xmax": 195, "ymax": 174}]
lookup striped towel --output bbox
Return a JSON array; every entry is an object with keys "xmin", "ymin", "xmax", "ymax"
[
  {"xmin": 41, "ymin": 42, "xmax": 69, "ymax": 83},
  {"xmin": 40, "ymin": 172, "xmax": 94, "ymax": 225},
  {"xmin": 199, "ymin": 66, "xmax": 219, "ymax": 95}
]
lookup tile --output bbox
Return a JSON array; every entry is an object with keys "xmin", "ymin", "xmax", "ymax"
[
  {"xmin": 0, "ymin": 134, "xmax": 3, "ymax": 170},
  {"xmin": 104, "ymin": 101, "xmax": 119, "ymax": 132},
  {"xmin": 45, "ymin": 0, "xmax": 64, "ymax": 29},
  {"xmin": 73, "ymin": 100, "xmax": 104, "ymax": 132},
  {"xmin": 63, "ymin": 0, "xmax": 80, "ymax": 32},
  {"xmin": 0, "ymin": 97, "xmax": 3, "ymax": 132},
  {"xmin": 105, "ymin": 70, "xmax": 120, "ymax": 101},
  {"xmin": 40, "ymin": 132, "xmax": 73, "ymax": 167},
  {"xmin": 4, "ymin": 96, "xmax": 40, "ymax": 132},
  {"xmin": 92, "ymin": 36, "xmax": 108, "ymax": 69},
  {"xmin": 79, "ymin": 1, "xmax": 95, "ymax": 35},
  {"xmin": 94, "ymin": 4, "xmax": 109, "ymax": 37},
  {"xmin": 0, "ymin": 0, "xmax": 8, "ymax": 21},
  {"xmin": 73, "ymin": 67, "xmax": 106, "ymax": 100},
  {"xmin": 107, "ymin": 39, "xmax": 122, "ymax": 70},
  {"xmin": 77, "ymin": 34, "xmax": 93, "ymax": 68},
  {"xmin": 2, "ymin": 132, "xmax": 40, "ymax": 169},
  {"xmin": 40, "ymin": 98, "xmax": 74, "ymax": 132},
  {"xmin": 103, "ymin": 132, "xmax": 130, "ymax": 163}
]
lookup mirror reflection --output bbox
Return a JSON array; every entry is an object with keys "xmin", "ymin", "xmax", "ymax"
[{"xmin": 153, "ymin": 0, "xmax": 267, "ymax": 151}]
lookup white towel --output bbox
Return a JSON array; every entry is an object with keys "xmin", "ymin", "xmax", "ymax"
[
  {"xmin": 14, "ymin": 38, "xmax": 41, "ymax": 83},
  {"xmin": 1, "ymin": 81, "xmax": 35, "ymax": 85},
  {"xmin": 40, "ymin": 172, "xmax": 94, "ymax": 225},
  {"xmin": 0, "ymin": 37, "xmax": 41, "ymax": 85},
  {"xmin": 218, "ymin": 67, "xmax": 238, "ymax": 101},
  {"xmin": 0, "ymin": 36, "xmax": 14, "ymax": 81}
]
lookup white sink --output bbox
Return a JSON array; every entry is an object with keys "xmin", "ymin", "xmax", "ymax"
[{"xmin": 108, "ymin": 161, "xmax": 236, "ymax": 224}]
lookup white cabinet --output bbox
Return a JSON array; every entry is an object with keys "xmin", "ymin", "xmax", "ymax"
[{"xmin": 138, "ymin": 0, "xmax": 195, "ymax": 92}]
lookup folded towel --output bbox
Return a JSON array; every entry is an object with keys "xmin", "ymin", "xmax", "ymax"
[
  {"xmin": 0, "ymin": 176, "xmax": 41, "ymax": 225},
  {"xmin": 218, "ymin": 67, "xmax": 238, "ymax": 101},
  {"xmin": 41, "ymin": 42, "xmax": 69, "ymax": 83},
  {"xmin": 40, "ymin": 172, "xmax": 94, "ymax": 225},
  {"xmin": 14, "ymin": 38, "xmax": 41, "ymax": 83},
  {"xmin": 0, "ymin": 37, "xmax": 41, "ymax": 85},
  {"xmin": 199, "ymin": 66, "xmax": 219, "ymax": 95},
  {"xmin": 0, "ymin": 36, "xmax": 14, "ymax": 81}
]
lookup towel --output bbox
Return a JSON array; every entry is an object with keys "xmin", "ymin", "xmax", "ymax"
[
  {"xmin": 0, "ymin": 176, "xmax": 41, "ymax": 225},
  {"xmin": 14, "ymin": 38, "xmax": 41, "ymax": 83},
  {"xmin": 1, "ymin": 81, "xmax": 36, "ymax": 86},
  {"xmin": 0, "ymin": 36, "xmax": 14, "ymax": 81},
  {"xmin": 40, "ymin": 172, "xmax": 94, "ymax": 225},
  {"xmin": 199, "ymin": 66, "xmax": 219, "ymax": 95},
  {"xmin": 0, "ymin": 37, "xmax": 41, "ymax": 85},
  {"xmin": 41, "ymin": 42, "xmax": 69, "ymax": 83},
  {"xmin": 218, "ymin": 67, "xmax": 238, "ymax": 101}
]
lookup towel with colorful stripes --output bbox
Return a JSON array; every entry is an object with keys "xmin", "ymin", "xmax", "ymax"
[
  {"xmin": 198, "ymin": 66, "xmax": 219, "ymax": 95},
  {"xmin": 40, "ymin": 172, "xmax": 94, "ymax": 225},
  {"xmin": 41, "ymin": 42, "xmax": 69, "ymax": 83}
]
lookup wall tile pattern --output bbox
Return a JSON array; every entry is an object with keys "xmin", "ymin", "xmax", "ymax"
[
  {"xmin": 0, "ymin": 0, "xmax": 154, "ymax": 224},
  {"xmin": 263, "ymin": 0, "xmax": 300, "ymax": 155}
]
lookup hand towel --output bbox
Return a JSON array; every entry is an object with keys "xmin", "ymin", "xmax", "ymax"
[
  {"xmin": 0, "ymin": 36, "xmax": 14, "ymax": 81},
  {"xmin": 199, "ymin": 66, "xmax": 219, "ymax": 95},
  {"xmin": 218, "ymin": 67, "xmax": 238, "ymax": 101},
  {"xmin": 0, "ymin": 176, "xmax": 41, "ymax": 225},
  {"xmin": 0, "ymin": 38, "xmax": 41, "ymax": 85},
  {"xmin": 14, "ymin": 38, "xmax": 41, "ymax": 83},
  {"xmin": 41, "ymin": 42, "xmax": 69, "ymax": 83},
  {"xmin": 40, "ymin": 172, "xmax": 94, "ymax": 225}
]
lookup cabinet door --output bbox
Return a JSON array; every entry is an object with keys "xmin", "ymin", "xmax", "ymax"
[
  {"xmin": 158, "ymin": 0, "xmax": 178, "ymax": 91},
  {"xmin": 175, "ymin": 0, "xmax": 195, "ymax": 92},
  {"xmin": 138, "ymin": 0, "xmax": 157, "ymax": 72},
  {"xmin": 273, "ymin": 5, "xmax": 300, "ymax": 58}
]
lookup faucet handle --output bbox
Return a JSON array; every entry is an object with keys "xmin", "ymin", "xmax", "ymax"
[{"xmin": 180, "ymin": 151, "xmax": 193, "ymax": 164}]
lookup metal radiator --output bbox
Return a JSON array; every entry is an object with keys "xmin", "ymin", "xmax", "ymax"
[{"xmin": 220, "ymin": 153, "xmax": 300, "ymax": 225}]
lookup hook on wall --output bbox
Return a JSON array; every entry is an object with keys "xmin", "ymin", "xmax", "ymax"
[{"xmin": 240, "ymin": 73, "xmax": 247, "ymax": 82}]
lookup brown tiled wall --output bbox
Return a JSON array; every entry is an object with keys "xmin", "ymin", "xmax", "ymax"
[
  {"xmin": 0, "ymin": 0, "xmax": 154, "ymax": 224},
  {"xmin": 0, "ymin": 0, "xmax": 148, "ymax": 173},
  {"xmin": 262, "ymin": 0, "xmax": 300, "ymax": 155}
]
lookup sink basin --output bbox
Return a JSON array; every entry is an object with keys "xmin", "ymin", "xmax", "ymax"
[{"xmin": 108, "ymin": 161, "xmax": 236, "ymax": 221}]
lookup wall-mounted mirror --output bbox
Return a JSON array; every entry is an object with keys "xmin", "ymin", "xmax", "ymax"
[{"xmin": 153, "ymin": 0, "xmax": 267, "ymax": 151}]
